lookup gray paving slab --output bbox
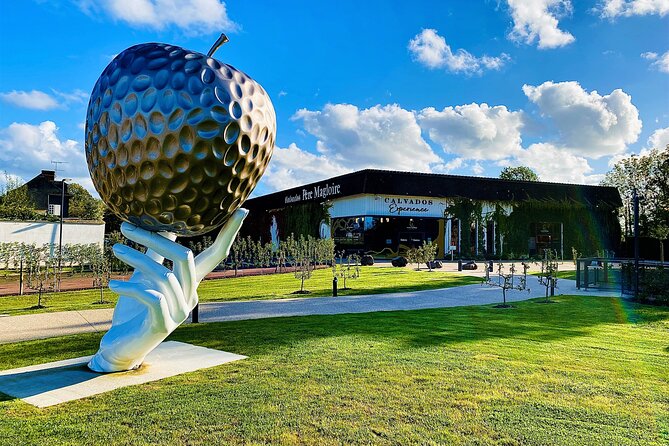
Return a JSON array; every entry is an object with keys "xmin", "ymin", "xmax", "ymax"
[
  {"xmin": 0, "ymin": 341, "xmax": 246, "ymax": 407},
  {"xmin": 0, "ymin": 278, "xmax": 619, "ymax": 345}
]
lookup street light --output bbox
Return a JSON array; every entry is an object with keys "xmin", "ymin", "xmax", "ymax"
[
  {"xmin": 58, "ymin": 178, "xmax": 72, "ymax": 289},
  {"xmin": 632, "ymin": 188, "xmax": 643, "ymax": 298}
]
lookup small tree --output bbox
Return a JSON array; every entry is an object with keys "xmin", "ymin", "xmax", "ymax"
[
  {"xmin": 293, "ymin": 235, "xmax": 315, "ymax": 294},
  {"xmin": 258, "ymin": 241, "xmax": 273, "ymax": 271},
  {"xmin": 230, "ymin": 235, "xmax": 245, "ymax": 276},
  {"xmin": 275, "ymin": 238, "xmax": 289, "ymax": 273},
  {"xmin": 483, "ymin": 261, "xmax": 530, "ymax": 308},
  {"xmin": 26, "ymin": 245, "xmax": 55, "ymax": 308},
  {"xmin": 421, "ymin": 241, "xmax": 438, "ymax": 272},
  {"xmin": 537, "ymin": 249, "xmax": 559, "ymax": 303},
  {"xmin": 332, "ymin": 251, "xmax": 360, "ymax": 290},
  {"xmin": 406, "ymin": 247, "xmax": 420, "ymax": 270},
  {"xmin": 91, "ymin": 246, "xmax": 111, "ymax": 304}
]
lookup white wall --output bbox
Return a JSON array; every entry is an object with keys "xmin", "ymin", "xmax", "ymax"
[{"xmin": 0, "ymin": 221, "xmax": 105, "ymax": 248}]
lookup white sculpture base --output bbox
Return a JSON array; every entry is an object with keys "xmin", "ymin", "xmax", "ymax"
[{"xmin": 0, "ymin": 341, "xmax": 246, "ymax": 408}]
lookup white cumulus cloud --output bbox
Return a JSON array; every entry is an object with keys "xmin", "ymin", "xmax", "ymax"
[
  {"xmin": 0, "ymin": 121, "xmax": 94, "ymax": 193},
  {"xmin": 644, "ymin": 50, "xmax": 669, "ymax": 73},
  {"xmin": 514, "ymin": 143, "xmax": 602, "ymax": 184},
  {"xmin": 77, "ymin": 0, "xmax": 237, "ymax": 34},
  {"xmin": 0, "ymin": 89, "xmax": 89, "ymax": 110},
  {"xmin": 0, "ymin": 90, "xmax": 59, "ymax": 110},
  {"xmin": 506, "ymin": 0, "xmax": 575, "ymax": 49},
  {"xmin": 293, "ymin": 103, "xmax": 442, "ymax": 172},
  {"xmin": 260, "ymin": 143, "xmax": 350, "ymax": 191},
  {"xmin": 522, "ymin": 81, "xmax": 642, "ymax": 158},
  {"xmin": 418, "ymin": 103, "xmax": 524, "ymax": 160},
  {"xmin": 258, "ymin": 103, "xmax": 446, "ymax": 192},
  {"xmin": 648, "ymin": 126, "xmax": 669, "ymax": 148},
  {"xmin": 599, "ymin": 0, "xmax": 669, "ymax": 18},
  {"xmin": 408, "ymin": 29, "xmax": 510, "ymax": 75}
]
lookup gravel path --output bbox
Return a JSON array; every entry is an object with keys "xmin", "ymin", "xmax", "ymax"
[{"xmin": 0, "ymin": 277, "xmax": 619, "ymax": 345}]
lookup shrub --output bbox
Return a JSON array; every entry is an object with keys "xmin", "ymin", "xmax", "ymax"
[{"xmin": 638, "ymin": 268, "xmax": 669, "ymax": 305}]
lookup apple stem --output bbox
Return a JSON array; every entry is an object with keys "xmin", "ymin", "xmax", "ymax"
[{"xmin": 207, "ymin": 33, "xmax": 229, "ymax": 58}]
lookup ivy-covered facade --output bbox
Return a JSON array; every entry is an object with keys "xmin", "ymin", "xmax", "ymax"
[{"xmin": 243, "ymin": 170, "xmax": 622, "ymax": 260}]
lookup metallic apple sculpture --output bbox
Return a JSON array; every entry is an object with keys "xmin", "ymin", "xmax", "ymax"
[{"xmin": 84, "ymin": 34, "xmax": 276, "ymax": 372}]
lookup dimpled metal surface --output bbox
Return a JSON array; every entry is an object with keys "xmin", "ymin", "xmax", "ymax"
[{"xmin": 85, "ymin": 42, "xmax": 276, "ymax": 236}]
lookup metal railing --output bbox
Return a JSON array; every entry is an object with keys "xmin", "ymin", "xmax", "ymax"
[{"xmin": 576, "ymin": 257, "xmax": 669, "ymax": 295}]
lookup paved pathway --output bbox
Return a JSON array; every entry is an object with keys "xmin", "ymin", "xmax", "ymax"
[{"xmin": 0, "ymin": 278, "xmax": 619, "ymax": 345}]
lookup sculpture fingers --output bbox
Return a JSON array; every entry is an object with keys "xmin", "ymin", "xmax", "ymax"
[
  {"xmin": 121, "ymin": 223, "xmax": 177, "ymax": 266},
  {"xmin": 108, "ymin": 281, "xmax": 174, "ymax": 333},
  {"xmin": 121, "ymin": 222, "xmax": 196, "ymax": 303},
  {"xmin": 113, "ymin": 244, "xmax": 189, "ymax": 322},
  {"xmin": 195, "ymin": 208, "xmax": 248, "ymax": 282}
]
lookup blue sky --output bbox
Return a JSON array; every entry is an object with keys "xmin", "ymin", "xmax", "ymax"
[{"xmin": 0, "ymin": 0, "xmax": 668, "ymax": 197}]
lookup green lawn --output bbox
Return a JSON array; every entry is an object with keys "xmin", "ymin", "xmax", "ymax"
[
  {"xmin": 0, "ymin": 295, "xmax": 667, "ymax": 445},
  {"xmin": 0, "ymin": 267, "xmax": 480, "ymax": 316},
  {"xmin": 531, "ymin": 270, "xmax": 577, "ymax": 281}
]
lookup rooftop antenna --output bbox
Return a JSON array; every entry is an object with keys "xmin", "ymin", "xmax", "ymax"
[{"xmin": 51, "ymin": 161, "xmax": 68, "ymax": 175}]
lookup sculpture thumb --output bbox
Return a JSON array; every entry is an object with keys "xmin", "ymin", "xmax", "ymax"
[{"xmin": 194, "ymin": 208, "xmax": 249, "ymax": 282}]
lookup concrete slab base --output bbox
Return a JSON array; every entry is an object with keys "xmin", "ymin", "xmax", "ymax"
[{"xmin": 0, "ymin": 341, "xmax": 246, "ymax": 408}]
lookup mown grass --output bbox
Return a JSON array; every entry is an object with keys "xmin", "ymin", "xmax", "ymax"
[
  {"xmin": 0, "ymin": 267, "xmax": 480, "ymax": 316},
  {"xmin": 530, "ymin": 270, "xmax": 577, "ymax": 281},
  {"xmin": 0, "ymin": 295, "xmax": 666, "ymax": 445}
]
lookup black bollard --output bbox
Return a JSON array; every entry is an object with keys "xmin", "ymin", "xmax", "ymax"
[
  {"xmin": 192, "ymin": 303, "xmax": 199, "ymax": 323},
  {"xmin": 458, "ymin": 259, "xmax": 462, "ymax": 271},
  {"xmin": 333, "ymin": 277, "xmax": 338, "ymax": 297}
]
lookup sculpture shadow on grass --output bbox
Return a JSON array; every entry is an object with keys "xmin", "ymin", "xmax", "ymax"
[
  {"xmin": 0, "ymin": 363, "xmax": 96, "ymax": 400},
  {"xmin": 170, "ymin": 295, "xmax": 669, "ymax": 357},
  {"xmin": 0, "ymin": 296, "xmax": 666, "ymax": 375}
]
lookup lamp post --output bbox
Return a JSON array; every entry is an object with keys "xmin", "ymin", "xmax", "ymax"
[
  {"xmin": 632, "ymin": 188, "xmax": 640, "ymax": 298},
  {"xmin": 58, "ymin": 178, "xmax": 71, "ymax": 289}
]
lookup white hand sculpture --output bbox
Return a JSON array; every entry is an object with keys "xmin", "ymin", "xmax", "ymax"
[{"xmin": 88, "ymin": 209, "xmax": 248, "ymax": 373}]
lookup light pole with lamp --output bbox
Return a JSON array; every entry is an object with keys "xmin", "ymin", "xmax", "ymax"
[{"xmin": 58, "ymin": 178, "xmax": 72, "ymax": 290}]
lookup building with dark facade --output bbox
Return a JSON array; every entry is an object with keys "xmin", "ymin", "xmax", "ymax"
[
  {"xmin": 25, "ymin": 170, "xmax": 71, "ymax": 217},
  {"xmin": 243, "ymin": 169, "xmax": 622, "ymax": 260}
]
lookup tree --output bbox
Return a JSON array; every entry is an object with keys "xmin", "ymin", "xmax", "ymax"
[
  {"xmin": 68, "ymin": 183, "xmax": 105, "ymax": 221},
  {"xmin": 537, "ymin": 249, "xmax": 559, "ymax": 303},
  {"xmin": 421, "ymin": 241, "xmax": 438, "ymax": 271},
  {"xmin": 405, "ymin": 247, "xmax": 420, "ymax": 270},
  {"xmin": 602, "ymin": 146, "xmax": 669, "ymax": 258},
  {"xmin": 0, "ymin": 172, "xmax": 38, "ymax": 220},
  {"xmin": 332, "ymin": 251, "xmax": 360, "ymax": 290},
  {"xmin": 500, "ymin": 166, "xmax": 539, "ymax": 181},
  {"xmin": 483, "ymin": 261, "xmax": 530, "ymax": 308},
  {"xmin": 90, "ymin": 246, "xmax": 111, "ymax": 304},
  {"xmin": 293, "ymin": 235, "xmax": 315, "ymax": 294},
  {"xmin": 25, "ymin": 244, "xmax": 55, "ymax": 308}
]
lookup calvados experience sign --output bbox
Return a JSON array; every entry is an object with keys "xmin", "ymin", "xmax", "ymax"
[{"xmin": 383, "ymin": 197, "xmax": 434, "ymax": 216}]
